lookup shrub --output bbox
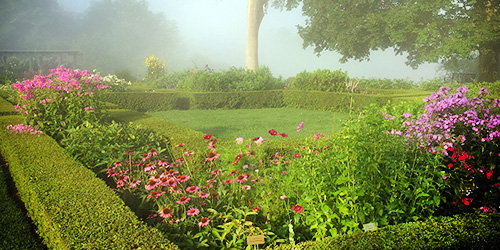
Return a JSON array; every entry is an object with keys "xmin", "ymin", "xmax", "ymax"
[
  {"xmin": 114, "ymin": 68, "xmax": 138, "ymax": 82},
  {"xmin": 145, "ymin": 56, "xmax": 166, "ymax": 80},
  {"xmin": 11, "ymin": 65, "xmax": 109, "ymax": 140},
  {"xmin": 287, "ymin": 69, "xmax": 352, "ymax": 92},
  {"xmin": 357, "ymin": 78, "xmax": 417, "ymax": 90}
]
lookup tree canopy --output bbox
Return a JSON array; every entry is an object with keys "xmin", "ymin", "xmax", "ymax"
[{"xmin": 277, "ymin": 0, "xmax": 500, "ymax": 82}]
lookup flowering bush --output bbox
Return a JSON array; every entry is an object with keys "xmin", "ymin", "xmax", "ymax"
[
  {"xmin": 145, "ymin": 56, "xmax": 166, "ymax": 80},
  {"xmin": 11, "ymin": 66, "xmax": 108, "ymax": 139},
  {"xmin": 6, "ymin": 123, "xmax": 43, "ymax": 134},
  {"xmin": 394, "ymin": 86, "xmax": 500, "ymax": 214}
]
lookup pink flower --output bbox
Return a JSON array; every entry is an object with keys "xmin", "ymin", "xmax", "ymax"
[
  {"xmin": 186, "ymin": 186, "xmax": 199, "ymax": 193},
  {"xmin": 205, "ymin": 151, "xmax": 220, "ymax": 162},
  {"xmin": 235, "ymin": 137, "xmax": 244, "ymax": 144},
  {"xmin": 187, "ymin": 208, "xmax": 200, "ymax": 216},
  {"xmin": 292, "ymin": 205, "xmax": 303, "ymax": 213},
  {"xmin": 159, "ymin": 207, "xmax": 173, "ymax": 218},
  {"xmin": 176, "ymin": 175, "xmax": 190, "ymax": 182},
  {"xmin": 129, "ymin": 179, "xmax": 141, "ymax": 188},
  {"xmin": 211, "ymin": 169, "xmax": 222, "ymax": 175},
  {"xmin": 294, "ymin": 153, "xmax": 301, "ymax": 158},
  {"xmin": 207, "ymin": 179, "xmax": 217, "ymax": 183},
  {"xmin": 145, "ymin": 178, "xmax": 159, "ymax": 190},
  {"xmin": 198, "ymin": 192, "xmax": 210, "ymax": 198},
  {"xmin": 280, "ymin": 195, "xmax": 286, "ymax": 200},
  {"xmin": 184, "ymin": 151, "xmax": 194, "ymax": 156},
  {"xmin": 225, "ymin": 179, "xmax": 234, "ymax": 184},
  {"xmin": 177, "ymin": 196, "xmax": 191, "ymax": 204},
  {"xmin": 296, "ymin": 121, "xmax": 304, "ymax": 132},
  {"xmin": 234, "ymin": 174, "xmax": 248, "ymax": 183},
  {"xmin": 241, "ymin": 185, "xmax": 251, "ymax": 190},
  {"xmin": 198, "ymin": 217, "xmax": 210, "ymax": 227},
  {"xmin": 175, "ymin": 143, "xmax": 185, "ymax": 147},
  {"xmin": 147, "ymin": 190, "xmax": 166, "ymax": 199},
  {"xmin": 269, "ymin": 129, "xmax": 278, "ymax": 136}
]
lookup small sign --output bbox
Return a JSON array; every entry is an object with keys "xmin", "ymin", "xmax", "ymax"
[
  {"xmin": 363, "ymin": 223, "xmax": 378, "ymax": 232},
  {"xmin": 247, "ymin": 235, "xmax": 265, "ymax": 245}
]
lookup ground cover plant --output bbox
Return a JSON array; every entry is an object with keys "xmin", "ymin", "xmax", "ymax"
[
  {"xmin": 147, "ymin": 108, "xmax": 351, "ymax": 141},
  {"xmin": 4, "ymin": 66, "xmax": 500, "ymax": 249}
]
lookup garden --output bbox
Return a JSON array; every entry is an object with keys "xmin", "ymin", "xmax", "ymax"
[{"xmin": 0, "ymin": 62, "xmax": 499, "ymax": 249}]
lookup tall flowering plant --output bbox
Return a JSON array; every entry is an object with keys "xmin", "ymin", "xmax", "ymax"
[
  {"xmin": 397, "ymin": 86, "xmax": 500, "ymax": 213},
  {"xmin": 145, "ymin": 56, "xmax": 166, "ymax": 80},
  {"xmin": 11, "ymin": 66, "xmax": 109, "ymax": 139}
]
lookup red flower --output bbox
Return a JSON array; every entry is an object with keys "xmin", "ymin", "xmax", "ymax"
[
  {"xmin": 269, "ymin": 129, "xmax": 278, "ymax": 136},
  {"xmin": 279, "ymin": 133, "xmax": 288, "ymax": 137},
  {"xmin": 204, "ymin": 134, "xmax": 212, "ymax": 140},
  {"xmin": 233, "ymin": 154, "xmax": 243, "ymax": 165},
  {"xmin": 448, "ymin": 163, "xmax": 453, "ymax": 168},
  {"xmin": 292, "ymin": 205, "xmax": 303, "ymax": 213}
]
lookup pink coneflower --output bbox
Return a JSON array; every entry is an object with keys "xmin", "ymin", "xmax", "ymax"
[
  {"xmin": 187, "ymin": 208, "xmax": 200, "ymax": 216},
  {"xmin": 146, "ymin": 213, "xmax": 158, "ymax": 219},
  {"xmin": 292, "ymin": 205, "xmax": 303, "ymax": 213},
  {"xmin": 124, "ymin": 150, "xmax": 134, "ymax": 155},
  {"xmin": 159, "ymin": 207, "xmax": 173, "ymax": 218},
  {"xmin": 241, "ymin": 185, "xmax": 251, "ymax": 190},
  {"xmin": 184, "ymin": 151, "xmax": 194, "ymax": 156},
  {"xmin": 177, "ymin": 196, "xmax": 190, "ymax": 204},
  {"xmin": 144, "ymin": 163, "xmax": 156, "ymax": 173},
  {"xmin": 116, "ymin": 174, "xmax": 128, "ymax": 188},
  {"xmin": 176, "ymin": 175, "xmax": 190, "ymax": 182},
  {"xmin": 207, "ymin": 179, "xmax": 217, "ymax": 183},
  {"xmin": 129, "ymin": 179, "xmax": 141, "ymax": 188},
  {"xmin": 186, "ymin": 186, "xmax": 199, "ymax": 193},
  {"xmin": 280, "ymin": 195, "xmax": 287, "ymax": 200},
  {"xmin": 147, "ymin": 190, "xmax": 166, "ymax": 199},
  {"xmin": 158, "ymin": 158, "xmax": 169, "ymax": 167},
  {"xmin": 106, "ymin": 166, "xmax": 117, "ymax": 177},
  {"xmin": 205, "ymin": 151, "xmax": 220, "ymax": 162},
  {"xmin": 198, "ymin": 217, "xmax": 210, "ymax": 227},
  {"xmin": 211, "ymin": 169, "xmax": 222, "ymax": 175},
  {"xmin": 225, "ymin": 179, "xmax": 234, "ymax": 184},
  {"xmin": 234, "ymin": 174, "xmax": 248, "ymax": 183},
  {"xmin": 203, "ymin": 184, "xmax": 213, "ymax": 189},
  {"xmin": 113, "ymin": 161, "xmax": 122, "ymax": 167},
  {"xmin": 198, "ymin": 192, "xmax": 210, "ymax": 198},
  {"xmin": 145, "ymin": 178, "xmax": 159, "ymax": 190},
  {"xmin": 175, "ymin": 143, "xmax": 185, "ymax": 148}
]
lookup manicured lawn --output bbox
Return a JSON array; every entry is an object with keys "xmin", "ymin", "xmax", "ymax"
[{"xmin": 147, "ymin": 108, "xmax": 351, "ymax": 141}]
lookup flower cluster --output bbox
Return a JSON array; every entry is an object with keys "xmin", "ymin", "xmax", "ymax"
[
  {"xmin": 11, "ymin": 66, "xmax": 109, "ymax": 138},
  {"xmin": 145, "ymin": 56, "xmax": 166, "ymax": 80},
  {"xmin": 6, "ymin": 123, "xmax": 43, "ymax": 134}
]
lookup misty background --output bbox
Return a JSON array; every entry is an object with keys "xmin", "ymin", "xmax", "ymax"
[{"xmin": 1, "ymin": 0, "xmax": 441, "ymax": 81}]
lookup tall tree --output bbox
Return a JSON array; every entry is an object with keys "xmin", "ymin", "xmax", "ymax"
[
  {"xmin": 278, "ymin": 0, "xmax": 500, "ymax": 82},
  {"xmin": 246, "ymin": 0, "xmax": 266, "ymax": 71}
]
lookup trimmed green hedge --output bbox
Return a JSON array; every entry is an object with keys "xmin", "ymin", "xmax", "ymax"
[
  {"xmin": 0, "ymin": 97, "xmax": 16, "ymax": 115},
  {"xmin": 269, "ymin": 213, "xmax": 500, "ymax": 250},
  {"xmin": 102, "ymin": 90, "xmax": 429, "ymax": 112},
  {"xmin": 0, "ymin": 115, "xmax": 178, "ymax": 250},
  {"xmin": 1, "ymin": 159, "xmax": 47, "ymax": 250}
]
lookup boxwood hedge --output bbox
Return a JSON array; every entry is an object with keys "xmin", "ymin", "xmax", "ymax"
[{"xmin": 0, "ymin": 115, "xmax": 178, "ymax": 250}]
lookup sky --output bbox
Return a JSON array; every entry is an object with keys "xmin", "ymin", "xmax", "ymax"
[{"xmin": 57, "ymin": 0, "xmax": 441, "ymax": 81}]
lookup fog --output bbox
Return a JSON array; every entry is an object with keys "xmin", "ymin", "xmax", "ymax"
[{"xmin": 3, "ymin": 0, "xmax": 441, "ymax": 81}]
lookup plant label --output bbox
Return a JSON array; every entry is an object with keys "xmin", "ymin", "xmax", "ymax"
[{"xmin": 247, "ymin": 235, "xmax": 265, "ymax": 245}]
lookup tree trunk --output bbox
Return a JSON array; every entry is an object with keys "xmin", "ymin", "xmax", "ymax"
[
  {"xmin": 246, "ymin": 0, "xmax": 265, "ymax": 71},
  {"xmin": 478, "ymin": 42, "xmax": 500, "ymax": 82}
]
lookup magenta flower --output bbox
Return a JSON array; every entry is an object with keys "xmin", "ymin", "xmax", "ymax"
[
  {"xmin": 187, "ymin": 208, "xmax": 200, "ymax": 216},
  {"xmin": 147, "ymin": 190, "xmax": 166, "ymax": 199},
  {"xmin": 235, "ymin": 137, "xmax": 244, "ymax": 144},
  {"xmin": 279, "ymin": 133, "xmax": 288, "ymax": 137},
  {"xmin": 297, "ymin": 121, "xmax": 304, "ymax": 132},
  {"xmin": 204, "ymin": 134, "xmax": 212, "ymax": 140},
  {"xmin": 269, "ymin": 129, "xmax": 278, "ymax": 136},
  {"xmin": 177, "ymin": 196, "xmax": 191, "ymax": 204},
  {"xmin": 186, "ymin": 186, "xmax": 199, "ymax": 193},
  {"xmin": 292, "ymin": 205, "xmax": 303, "ymax": 213},
  {"xmin": 294, "ymin": 153, "xmax": 301, "ymax": 158},
  {"xmin": 198, "ymin": 217, "xmax": 210, "ymax": 227}
]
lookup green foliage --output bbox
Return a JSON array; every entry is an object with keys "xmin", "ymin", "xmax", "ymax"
[
  {"xmin": 156, "ymin": 66, "xmax": 285, "ymax": 92},
  {"xmin": 288, "ymin": 69, "xmax": 354, "ymax": 92},
  {"xmin": 294, "ymin": 0, "xmax": 500, "ymax": 81},
  {"xmin": 269, "ymin": 213, "xmax": 500, "ymax": 250},
  {"xmin": 0, "ymin": 115, "xmax": 178, "ymax": 250},
  {"xmin": 114, "ymin": 68, "xmax": 138, "ymax": 82},
  {"xmin": 357, "ymin": 78, "xmax": 417, "ymax": 90},
  {"xmin": 0, "ymin": 159, "xmax": 47, "ymax": 250},
  {"xmin": 145, "ymin": 56, "xmax": 167, "ymax": 80},
  {"xmin": 61, "ymin": 121, "xmax": 172, "ymax": 174},
  {"xmin": 0, "ymin": 97, "xmax": 16, "ymax": 115}
]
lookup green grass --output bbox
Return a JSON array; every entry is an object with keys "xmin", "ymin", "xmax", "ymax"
[{"xmin": 147, "ymin": 108, "xmax": 351, "ymax": 141}]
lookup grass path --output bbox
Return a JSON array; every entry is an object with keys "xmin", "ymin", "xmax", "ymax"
[{"xmin": 147, "ymin": 108, "xmax": 351, "ymax": 141}]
